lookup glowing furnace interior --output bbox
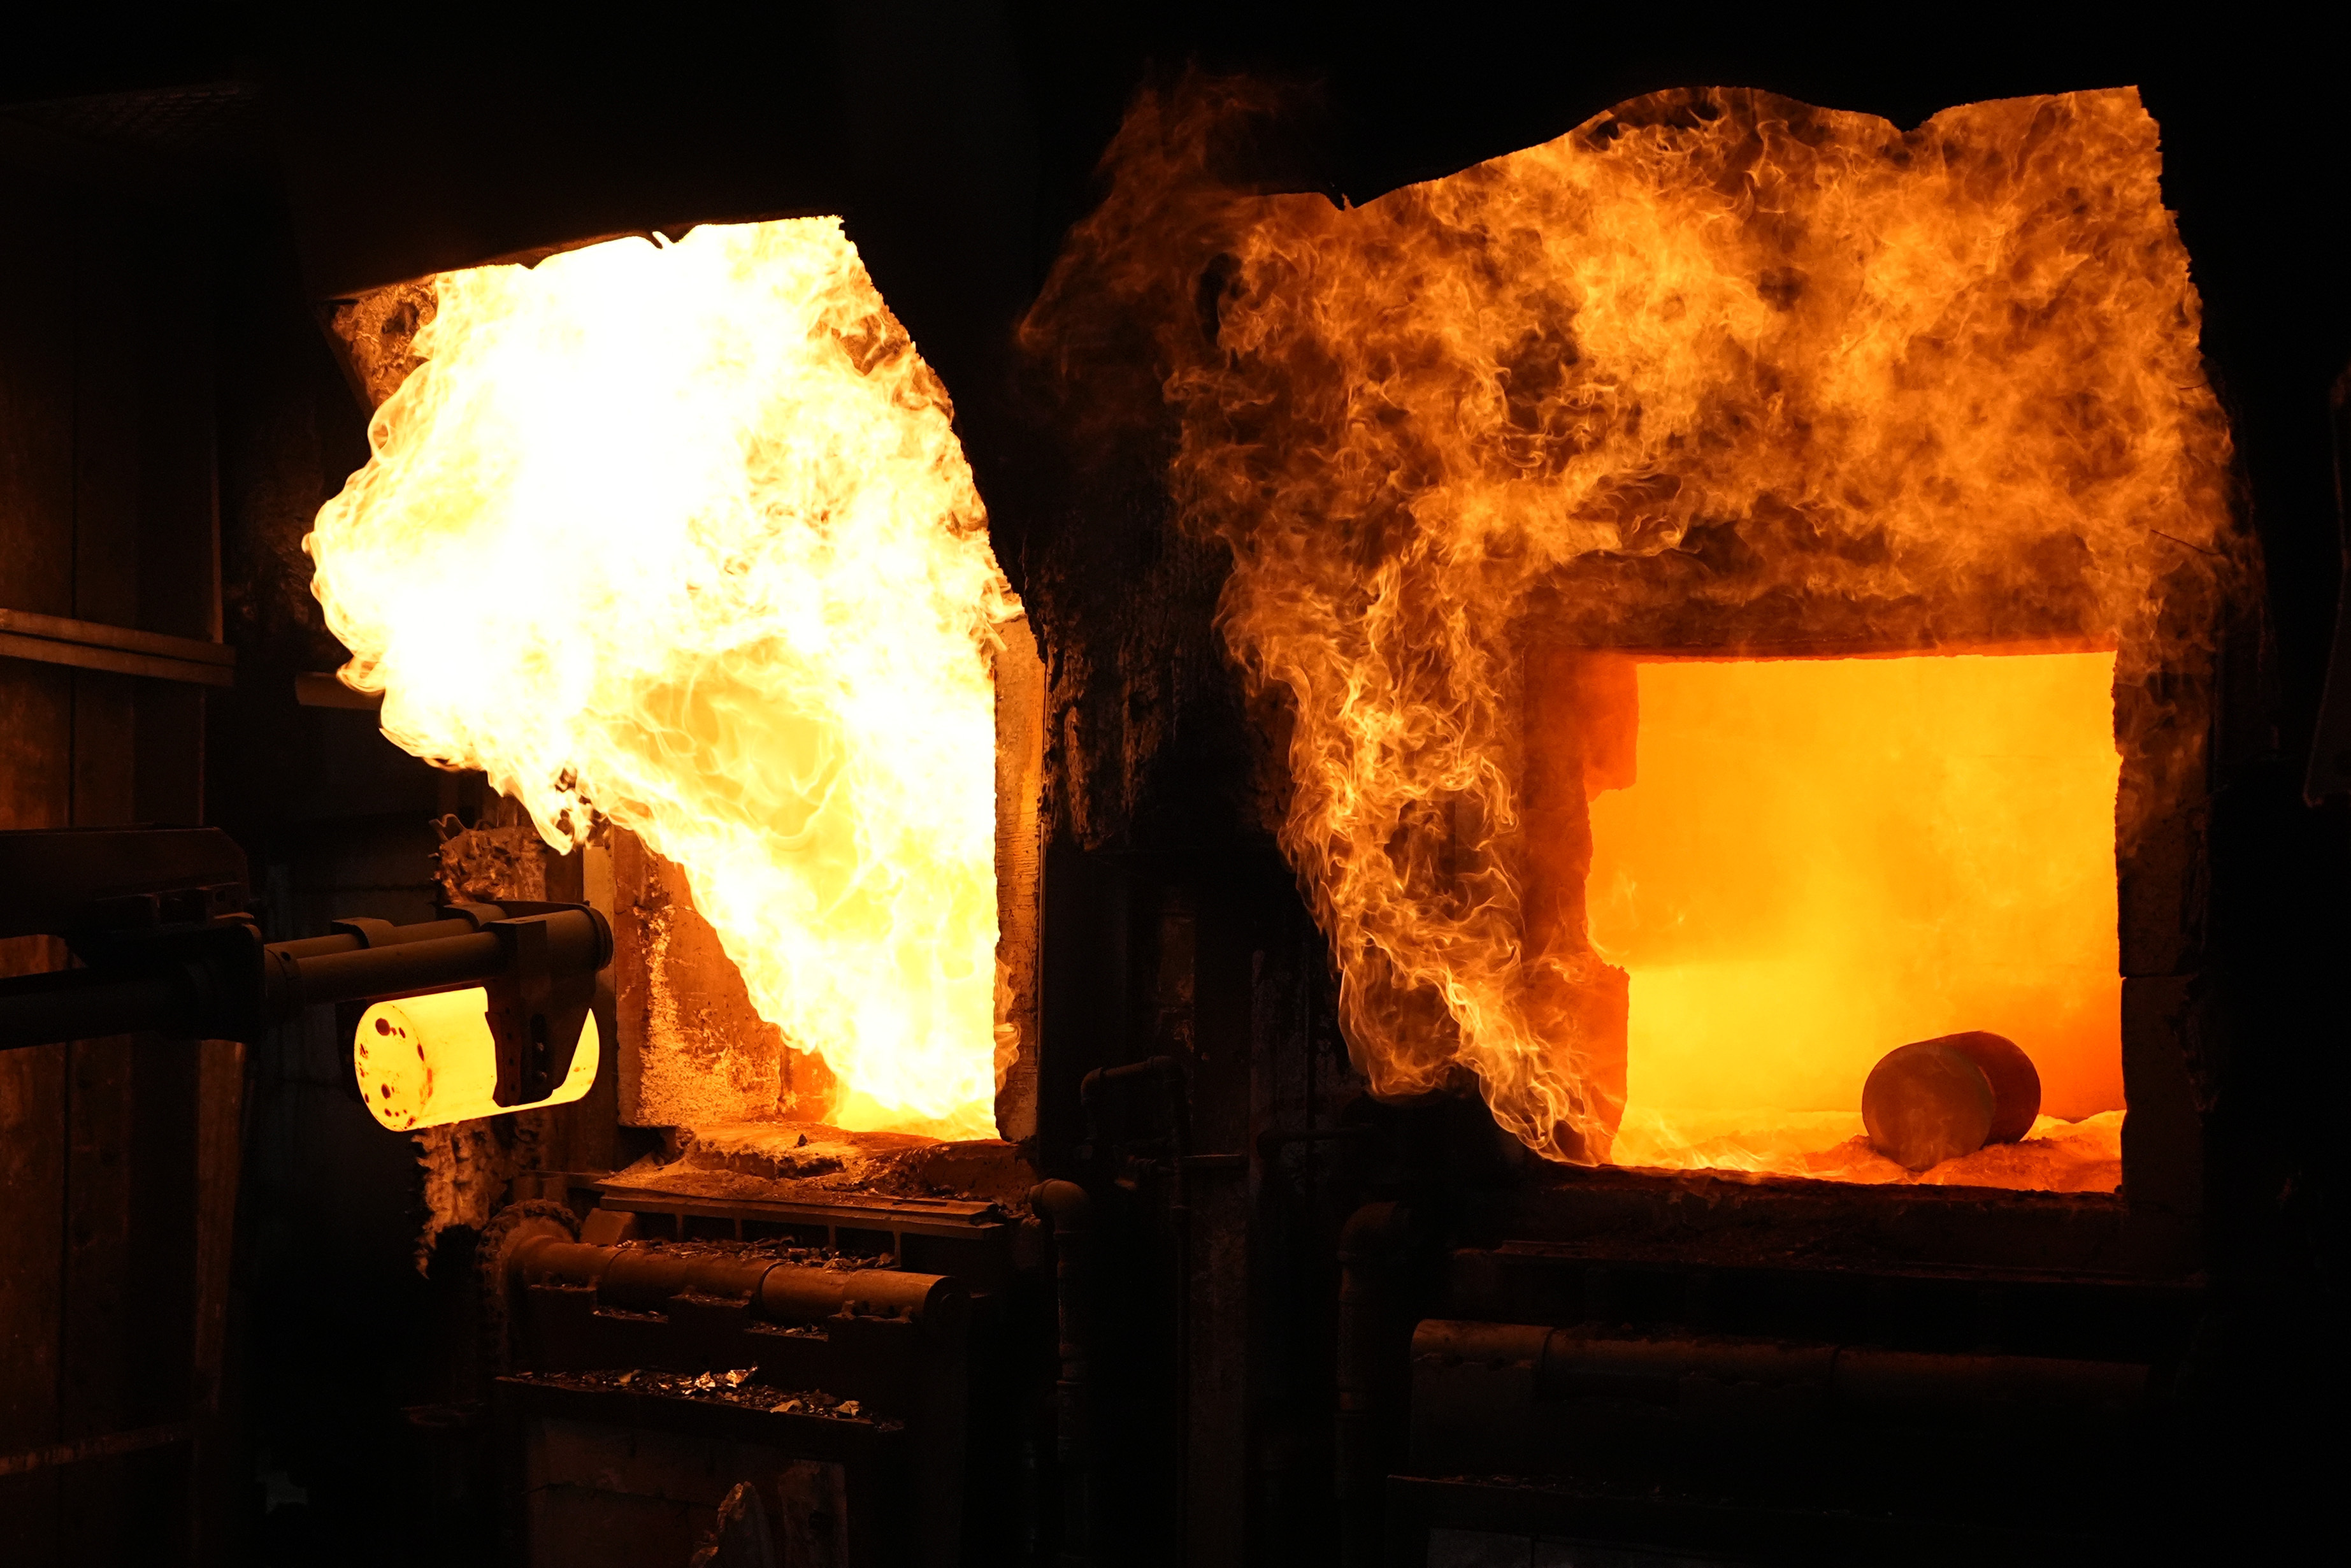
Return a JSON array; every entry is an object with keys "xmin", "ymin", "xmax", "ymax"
[{"xmin": 1550, "ymin": 649, "xmax": 2127, "ymax": 1189}]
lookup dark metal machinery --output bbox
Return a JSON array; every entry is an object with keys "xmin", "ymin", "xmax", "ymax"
[
  {"xmin": 475, "ymin": 1179, "xmax": 1049, "ymax": 1568},
  {"xmin": 1332, "ymin": 1154, "xmax": 2211, "ymax": 1568},
  {"xmin": 0, "ymin": 826, "xmax": 610, "ymax": 1105},
  {"xmin": 487, "ymin": 1213, "xmax": 970, "ymax": 1567},
  {"xmin": 0, "ymin": 824, "xmax": 1070, "ymax": 1565}
]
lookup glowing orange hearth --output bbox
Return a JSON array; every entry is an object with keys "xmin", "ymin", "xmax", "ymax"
[{"xmin": 1567, "ymin": 651, "xmax": 2124, "ymax": 1190}]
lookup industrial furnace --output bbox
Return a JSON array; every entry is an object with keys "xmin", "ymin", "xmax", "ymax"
[{"xmin": 0, "ymin": 20, "xmax": 2341, "ymax": 1568}]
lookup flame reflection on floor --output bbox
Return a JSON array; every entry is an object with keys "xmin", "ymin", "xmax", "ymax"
[{"xmin": 1586, "ymin": 651, "xmax": 2124, "ymax": 1190}]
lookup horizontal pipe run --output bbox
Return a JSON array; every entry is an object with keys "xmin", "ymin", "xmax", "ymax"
[
  {"xmin": 512, "ymin": 1235, "xmax": 967, "ymax": 1334},
  {"xmin": 270, "ymin": 931, "xmax": 509, "ymax": 1011},
  {"xmin": 268, "ymin": 916, "xmax": 486, "ymax": 962},
  {"xmin": 0, "ymin": 1419, "xmax": 197, "ymax": 1478},
  {"xmin": 0, "ymin": 608, "xmax": 236, "ymax": 687},
  {"xmin": 268, "ymin": 908, "xmax": 608, "ymax": 1014},
  {"xmin": 760, "ymin": 1263, "xmax": 963, "ymax": 1327},
  {"xmin": 0, "ymin": 903, "xmax": 610, "ymax": 1051},
  {"xmin": 0, "ymin": 607, "xmax": 234, "ymax": 666}
]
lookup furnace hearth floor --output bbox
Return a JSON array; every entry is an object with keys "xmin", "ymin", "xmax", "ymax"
[
  {"xmin": 579, "ymin": 1123, "xmax": 1036, "ymax": 1288},
  {"xmin": 1610, "ymin": 1107, "xmax": 2123, "ymax": 1193},
  {"xmin": 612, "ymin": 1121, "xmax": 1035, "ymax": 1205}
]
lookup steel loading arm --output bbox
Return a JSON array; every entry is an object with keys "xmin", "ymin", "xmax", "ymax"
[{"xmin": 0, "ymin": 826, "xmax": 611, "ymax": 1107}]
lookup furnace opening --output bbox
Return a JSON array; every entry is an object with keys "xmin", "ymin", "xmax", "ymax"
[
  {"xmin": 1534, "ymin": 647, "xmax": 2125, "ymax": 1190},
  {"xmin": 1023, "ymin": 80, "xmax": 2237, "ymax": 1173},
  {"xmin": 306, "ymin": 218, "xmax": 1035, "ymax": 1143}
]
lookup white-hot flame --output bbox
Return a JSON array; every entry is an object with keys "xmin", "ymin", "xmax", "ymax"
[{"xmin": 308, "ymin": 219, "xmax": 1014, "ymax": 1137}]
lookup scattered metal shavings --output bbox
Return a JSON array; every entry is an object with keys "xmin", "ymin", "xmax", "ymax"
[
  {"xmin": 602, "ymin": 1236, "xmax": 892, "ymax": 1270},
  {"xmin": 506, "ymin": 1368, "xmax": 897, "ymax": 1427}
]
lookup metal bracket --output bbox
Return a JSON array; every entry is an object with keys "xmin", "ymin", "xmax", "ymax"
[{"xmin": 473, "ymin": 902, "xmax": 608, "ymax": 1107}]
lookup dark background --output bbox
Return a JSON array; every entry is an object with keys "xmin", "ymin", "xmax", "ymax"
[
  {"xmin": 6, "ymin": 7, "xmax": 2343, "ymax": 722},
  {"xmin": 5, "ymin": 6, "xmax": 2343, "ymax": 737},
  {"xmin": 1, "ymin": 4, "xmax": 2342, "ymax": 1562}
]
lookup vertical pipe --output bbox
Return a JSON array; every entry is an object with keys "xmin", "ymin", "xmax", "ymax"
[
  {"xmin": 1158, "ymin": 1065, "xmax": 1191, "ymax": 1567},
  {"xmin": 1032, "ymin": 1179, "xmax": 1093, "ymax": 1568}
]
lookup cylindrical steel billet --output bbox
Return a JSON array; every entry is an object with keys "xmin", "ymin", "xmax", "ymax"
[
  {"xmin": 1917, "ymin": 1030, "xmax": 2043, "ymax": 1143},
  {"xmin": 1862, "ymin": 1040, "xmax": 1997, "ymax": 1170}
]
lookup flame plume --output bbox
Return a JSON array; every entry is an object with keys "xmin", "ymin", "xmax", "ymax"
[
  {"xmin": 1027, "ymin": 82, "xmax": 2240, "ymax": 1163},
  {"xmin": 309, "ymin": 219, "xmax": 1015, "ymax": 1138}
]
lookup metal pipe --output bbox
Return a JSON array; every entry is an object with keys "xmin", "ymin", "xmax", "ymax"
[
  {"xmin": 0, "ymin": 903, "xmax": 610, "ymax": 1059},
  {"xmin": 1031, "ymin": 1179, "xmax": 1093, "ymax": 1568},
  {"xmin": 1076, "ymin": 1051, "xmax": 1190, "ymax": 1544},
  {"xmin": 511, "ymin": 1234, "xmax": 966, "ymax": 1333},
  {"xmin": 268, "ymin": 931, "xmax": 508, "ymax": 1011},
  {"xmin": 264, "ymin": 907, "xmax": 608, "ymax": 1016},
  {"xmin": 267, "ymin": 916, "xmax": 484, "ymax": 961},
  {"xmin": 1077, "ymin": 1054, "xmax": 1186, "ymax": 1107},
  {"xmin": 759, "ymin": 1263, "xmax": 966, "ymax": 1332}
]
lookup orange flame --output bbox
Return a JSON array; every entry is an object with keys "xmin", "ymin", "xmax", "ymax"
[
  {"xmin": 308, "ymin": 219, "xmax": 1015, "ymax": 1137},
  {"xmin": 1028, "ymin": 82, "xmax": 2238, "ymax": 1165}
]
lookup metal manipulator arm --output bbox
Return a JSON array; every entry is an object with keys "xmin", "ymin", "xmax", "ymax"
[{"xmin": 0, "ymin": 827, "xmax": 612, "ymax": 1109}]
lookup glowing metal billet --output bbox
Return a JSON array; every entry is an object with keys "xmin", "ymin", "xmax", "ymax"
[{"xmin": 354, "ymin": 986, "xmax": 600, "ymax": 1131}]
